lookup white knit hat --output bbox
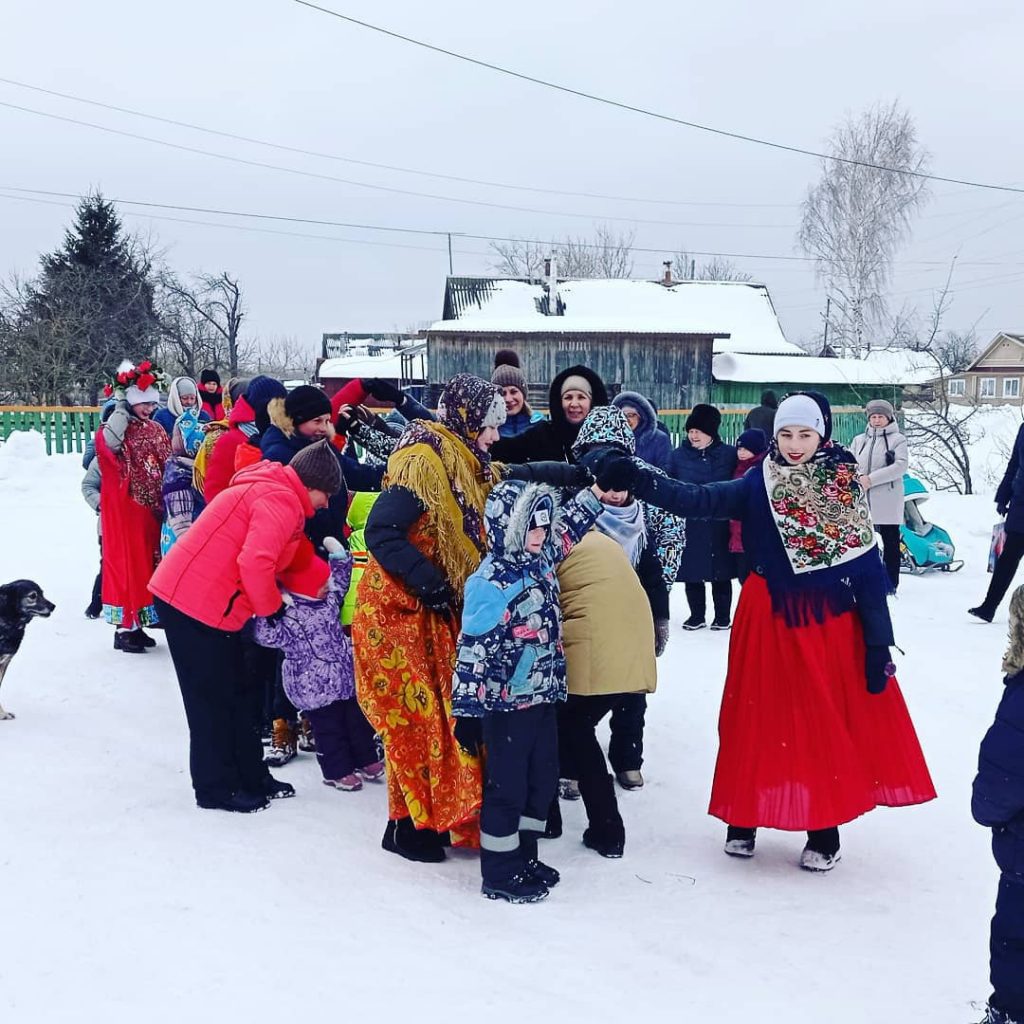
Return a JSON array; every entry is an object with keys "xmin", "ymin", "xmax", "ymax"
[
  {"xmin": 125, "ymin": 383, "xmax": 161, "ymax": 406},
  {"xmin": 774, "ymin": 394, "xmax": 825, "ymax": 436}
]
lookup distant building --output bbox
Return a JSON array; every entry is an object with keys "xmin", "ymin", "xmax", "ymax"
[
  {"xmin": 941, "ymin": 332, "xmax": 1024, "ymax": 407},
  {"xmin": 317, "ymin": 333, "xmax": 427, "ymax": 400},
  {"xmin": 427, "ymin": 275, "xmax": 804, "ymax": 411}
]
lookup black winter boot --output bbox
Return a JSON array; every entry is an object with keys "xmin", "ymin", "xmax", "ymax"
[
  {"xmin": 384, "ymin": 816, "xmax": 446, "ymax": 863},
  {"xmin": 481, "ymin": 871, "xmax": 549, "ymax": 903},
  {"xmin": 196, "ymin": 790, "xmax": 270, "ymax": 813},
  {"xmin": 520, "ymin": 831, "xmax": 560, "ymax": 888},
  {"xmin": 800, "ymin": 827, "xmax": 841, "ymax": 871},
  {"xmin": 724, "ymin": 825, "xmax": 756, "ymax": 858},
  {"xmin": 113, "ymin": 630, "xmax": 147, "ymax": 654}
]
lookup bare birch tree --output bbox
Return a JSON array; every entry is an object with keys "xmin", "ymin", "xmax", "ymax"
[
  {"xmin": 672, "ymin": 250, "xmax": 752, "ymax": 282},
  {"xmin": 799, "ymin": 101, "xmax": 931, "ymax": 357}
]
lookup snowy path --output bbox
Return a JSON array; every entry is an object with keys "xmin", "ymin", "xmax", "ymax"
[{"xmin": 0, "ymin": 438, "xmax": 1003, "ymax": 1022}]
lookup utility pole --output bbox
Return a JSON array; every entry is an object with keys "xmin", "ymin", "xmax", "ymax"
[
  {"xmin": 689, "ymin": 258, "xmax": 696, "ymax": 280},
  {"xmin": 447, "ymin": 233, "xmax": 453, "ymax": 275},
  {"xmin": 822, "ymin": 296, "xmax": 831, "ymax": 356}
]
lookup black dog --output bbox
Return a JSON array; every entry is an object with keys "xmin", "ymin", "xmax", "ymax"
[{"xmin": 0, "ymin": 580, "xmax": 55, "ymax": 720}]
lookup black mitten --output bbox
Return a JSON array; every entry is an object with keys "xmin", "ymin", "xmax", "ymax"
[{"xmin": 864, "ymin": 645, "xmax": 895, "ymax": 695}]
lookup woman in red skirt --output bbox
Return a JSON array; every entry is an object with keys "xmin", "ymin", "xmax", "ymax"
[{"xmin": 592, "ymin": 392, "xmax": 936, "ymax": 871}]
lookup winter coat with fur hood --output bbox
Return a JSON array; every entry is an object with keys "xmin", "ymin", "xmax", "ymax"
[
  {"xmin": 612, "ymin": 390, "xmax": 671, "ymax": 470},
  {"xmin": 850, "ymin": 420, "xmax": 909, "ymax": 526},
  {"xmin": 253, "ymin": 553, "xmax": 355, "ymax": 711},
  {"xmin": 452, "ymin": 481, "xmax": 603, "ymax": 716},
  {"xmin": 490, "ymin": 365, "xmax": 609, "ymax": 465},
  {"xmin": 149, "ymin": 460, "xmax": 314, "ymax": 630}
]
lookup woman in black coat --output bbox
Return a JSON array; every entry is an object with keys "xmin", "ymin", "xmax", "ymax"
[
  {"xmin": 490, "ymin": 364, "xmax": 609, "ymax": 465},
  {"xmin": 972, "ymin": 422, "xmax": 1024, "ymax": 622},
  {"xmin": 666, "ymin": 404, "xmax": 737, "ymax": 630}
]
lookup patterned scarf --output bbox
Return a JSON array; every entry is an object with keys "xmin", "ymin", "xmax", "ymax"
[
  {"xmin": 124, "ymin": 417, "xmax": 171, "ymax": 517},
  {"xmin": 387, "ymin": 375, "xmax": 505, "ymax": 592},
  {"xmin": 763, "ymin": 440, "xmax": 875, "ymax": 576},
  {"xmin": 594, "ymin": 500, "xmax": 647, "ymax": 567}
]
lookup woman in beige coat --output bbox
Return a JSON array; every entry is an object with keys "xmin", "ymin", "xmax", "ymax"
[
  {"xmin": 555, "ymin": 530, "xmax": 657, "ymax": 858},
  {"xmin": 850, "ymin": 399, "xmax": 909, "ymax": 590}
]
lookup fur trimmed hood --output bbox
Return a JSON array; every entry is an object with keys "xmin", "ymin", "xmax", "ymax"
[
  {"xmin": 484, "ymin": 480, "xmax": 560, "ymax": 560},
  {"xmin": 267, "ymin": 396, "xmax": 336, "ymax": 443}
]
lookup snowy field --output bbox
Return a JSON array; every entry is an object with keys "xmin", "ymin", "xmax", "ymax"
[{"xmin": 0, "ymin": 430, "xmax": 1011, "ymax": 1023}]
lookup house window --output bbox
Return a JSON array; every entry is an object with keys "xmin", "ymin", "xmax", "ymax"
[
  {"xmin": 1005, "ymin": 378, "xmax": 1021, "ymax": 399},
  {"xmin": 980, "ymin": 378, "xmax": 997, "ymax": 398},
  {"xmin": 947, "ymin": 378, "xmax": 966, "ymax": 397}
]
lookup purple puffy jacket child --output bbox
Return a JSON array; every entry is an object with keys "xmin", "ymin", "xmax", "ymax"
[{"xmin": 253, "ymin": 538, "xmax": 383, "ymax": 792}]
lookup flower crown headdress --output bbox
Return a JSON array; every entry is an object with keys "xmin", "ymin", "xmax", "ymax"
[{"xmin": 103, "ymin": 359, "xmax": 171, "ymax": 399}]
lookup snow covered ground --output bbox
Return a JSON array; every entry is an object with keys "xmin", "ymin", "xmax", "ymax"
[{"xmin": 0, "ymin": 431, "xmax": 1009, "ymax": 1023}]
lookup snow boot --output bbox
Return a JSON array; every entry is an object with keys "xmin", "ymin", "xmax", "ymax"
[
  {"xmin": 262, "ymin": 774, "xmax": 295, "ymax": 800},
  {"xmin": 481, "ymin": 871, "xmax": 550, "ymax": 904},
  {"xmin": 543, "ymin": 796, "xmax": 563, "ymax": 839},
  {"xmin": 264, "ymin": 718, "xmax": 297, "ymax": 767},
  {"xmin": 800, "ymin": 827, "xmax": 841, "ymax": 872},
  {"xmin": 615, "ymin": 770, "xmax": 644, "ymax": 791},
  {"xmin": 710, "ymin": 617, "xmax": 731, "ymax": 631},
  {"xmin": 520, "ymin": 833, "xmax": 560, "ymax": 888},
  {"xmin": 969, "ymin": 605, "xmax": 995, "ymax": 623},
  {"xmin": 323, "ymin": 773, "xmax": 363, "ymax": 791},
  {"xmin": 132, "ymin": 629, "xmax": 157, "ymax": 648},
  {"xmin": 724, "ymin": 825, "xmax": 757, "ymax": 858},
  {"xmin": 382, "ymin": 817, "xmax": 446, "ymax": 863},
  {"xmin": 583, "ymin": 827, "xmax": 625, "ymax": 859},
  {"xmin": 558, "ymin": 778, "xmax": 581, "ymax": 801},
  {"xmin": 296, "ymin": 715, "xmax": 317, "ymax": 753},
  {"xmin": 356, "ymin": 760, "xmax": 386, "ymax": 782},
  {"xmin": 113, "ymin": 629, "xmax": 147, "ymax": 654},
  {"xmin": 197, "ymin": 790, "xmax": 270, "ymax": 813},
  {"xmin": 84, "ymin": 599, "xmax": 102, "ymax": 619},
  {"xmin": 682, "ymin": 614, "xmax": 706, "ymax": 631}
]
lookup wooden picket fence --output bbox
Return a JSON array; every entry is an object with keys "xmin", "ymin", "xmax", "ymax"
[{"xmin": 0, "ymin": 406, "xmax": 102, "ymax": 456}]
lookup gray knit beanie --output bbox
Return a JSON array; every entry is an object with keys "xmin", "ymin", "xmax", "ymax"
[
  {"xmin": 491, "ymin": 362, "xmax": 527, "ymax": 393},
  {"xmin": 289, "ymin": 439, "xmax": 342, "ymax": 495},
  {"xmin": 865, "ymin": 399, "xmax": 895, "ymax": 423}
]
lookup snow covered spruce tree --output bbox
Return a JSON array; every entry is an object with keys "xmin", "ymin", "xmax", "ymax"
[
  {"xmin": 3, "ymin": 193, "xmax": 159, "ymax": 404},
  {"xmin": 799, "ymin": 102, "xmax": 931, "ymax": 358}
]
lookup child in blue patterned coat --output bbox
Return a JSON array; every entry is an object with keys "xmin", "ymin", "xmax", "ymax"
[{"xmin": 452, "ymin": 477, "xmax": 604, "ymax": 903}]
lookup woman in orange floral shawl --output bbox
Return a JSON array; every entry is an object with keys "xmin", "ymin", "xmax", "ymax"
[{"xmin": 353, "ymin": 374, "xmax": 508, "ymax": 862}]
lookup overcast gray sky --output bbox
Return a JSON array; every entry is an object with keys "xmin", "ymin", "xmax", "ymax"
[{"xmin": 2, "ymin": 0, "xmax": 1022, "ymax": 360}]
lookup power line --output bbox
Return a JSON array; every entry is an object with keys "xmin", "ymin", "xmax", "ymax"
[
  {"xmin": 6, "ymin": 183, "xmax": 1024, "ymax": 269},
  {"xmin": 0, "ymin": 76, "xmax": 797, "ymax": 211},
  {"xmin": 292, "ymin": 0, "xmax": 1024, "ymax": 197},
  {"xmin": 0, "ymin": 190, "xmax": 494, "ymax": 258},
  {"xmin": 0, "ymin": 98, "xmax": 799, "ymax": 231}
]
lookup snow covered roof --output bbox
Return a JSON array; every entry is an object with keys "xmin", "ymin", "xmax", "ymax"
[
  {"xmin": 713, "ymin": 352, "xmax": 912, "ymax": 386},
  {"xmin": 857, "ymin": 349, "xmax": 940, "ymax": 386},
  {"xmin": 431, "ymin": 278, "xmax": 802, "ymax": 355},
  {"xmin": 318, "ymin": 344, "xmax": 427, "ymax": 381}
]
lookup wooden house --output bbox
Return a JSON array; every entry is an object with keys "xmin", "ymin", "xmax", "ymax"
[
  {"xmin": 427, "ymin": 276, "xmax": 801, "ymax": 412},
  {"xmin": 940, "ymin": 332, "xmax": 1024, "ymax": 407}
]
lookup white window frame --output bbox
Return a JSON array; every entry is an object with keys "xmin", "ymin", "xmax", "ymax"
[
  {"xmin": 947, "ymin": 378, "xmax": 966, "ymax": 397},
  {"xmin": 1004, "ymin": 378, "xmax": 1021, "ymax": 399},
  {"xmin": 980, "ymin": 377, "xmax": 997, "ymax": 398}
]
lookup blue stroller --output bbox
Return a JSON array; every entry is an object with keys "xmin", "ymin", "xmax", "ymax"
[{"xmin": 899, "ymin": 474, "xmax": 964, "ymax": 574}]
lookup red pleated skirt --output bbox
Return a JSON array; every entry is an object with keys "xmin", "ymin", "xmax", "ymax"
[{"xmin": 708, "ymin": 573, "xmax": 936, "ymax": 831}]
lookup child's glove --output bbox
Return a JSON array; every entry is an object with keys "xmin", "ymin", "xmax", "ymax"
[
  {"xmin": 267, "ymin": 599, "xmax": 290, "ymax": 622},
  {"xmin": 864, "ymin": 645, "xmax": 896, "ymax": 694},
  {"xmin": 997, "ymin": 500, "xmax": 1010, "ymax": 517},
  {"xmin": 453, "ymin": 717, "xmax": 482, "ymax": 756},
  {"xmin": 365, "ymin": 378, "xmax": 406, "ymax": 405},
  {"xmin": 419, "ymin": 580, "xmax": 455, "ymax": 620},
  {"xmin": 654, "ymin": 619, "xmax": 671, "ymax": 657},
  {"xmin": 322, "ymin": 536, "xmax": 348, "ymax": 560}
]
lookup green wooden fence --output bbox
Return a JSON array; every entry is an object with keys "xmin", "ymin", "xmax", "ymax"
[
  {"xmin": 0, "ymin": 407, "xmax": 102, "ymax": 456},
  {"xmin": 660, "ymin": 407, "xmax": 869, "ymax": 448}
]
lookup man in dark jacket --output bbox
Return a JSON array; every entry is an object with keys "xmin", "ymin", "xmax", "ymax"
[
  {"xmin": 667, "ymin": 404, "xmax": 737, "ymax": 630},
  {"xmin": 491, "ymin": 365, "xmax": 609, "ymax": 465},
  {"xmin": 972, "ymin": 422, "xmax": 1024, "ymax": 622},
  {"xmin": 973, "ymin": 583, "xmax": 1024, "ymax": 1024},
  {"xmin": 744, "ymin": 390, "xmax": 779, "ymax": 436}
]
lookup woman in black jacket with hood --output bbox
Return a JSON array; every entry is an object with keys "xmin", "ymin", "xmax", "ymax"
[{"xmin": 490, "ymin": 364, "xmax": 609, "ymax": 465}]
